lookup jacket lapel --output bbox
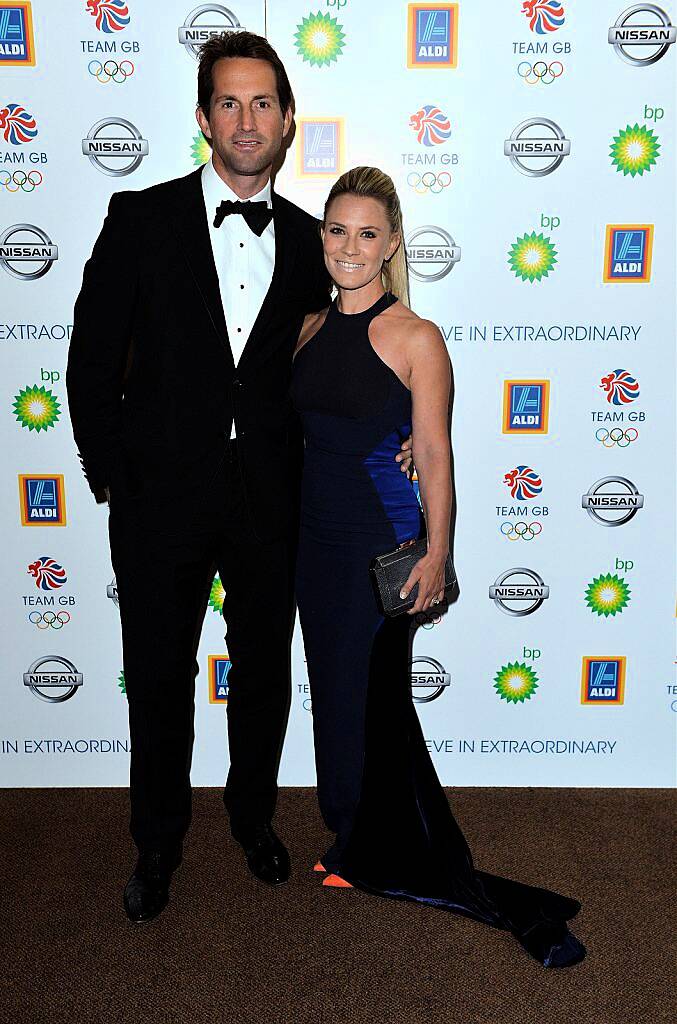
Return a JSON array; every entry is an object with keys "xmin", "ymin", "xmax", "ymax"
[
  {"xmin": 170, "ymin": 168, "xmax": 234, "ymax": 370},
  {"xmin": 237, "ymin": 189, "xmax": 299, "ymax": 374}
]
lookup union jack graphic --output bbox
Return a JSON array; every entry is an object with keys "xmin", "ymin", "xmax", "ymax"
[
  {"xmin": 409, "ymin": 105, "xmax": 451, "ymax": 147},
  {"xmin": 503, "ymin": 465, "xmax": 543, "ymax": 500},
  {"xmin": 521, "ymin": 1, "xmax": 565, "ymax": 34},
  {"xmin": 85, "ymin": 0, "xmax": 130, "ymax": 33},
  {"xmin": 0, "ymin": 103, "xmax": 37, "ymax": 145},
  {"xmin": 27, "ymin": 556, "xmax": 67, "ymax": 591},
  {"xmin": 600, "ymin": 369, "xmax": 640, "ymax": 406}
]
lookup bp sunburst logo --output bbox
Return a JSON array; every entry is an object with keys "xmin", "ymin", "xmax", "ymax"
[
  {"xmin": 585, "ymin": 573, "xmax": 631, "ymax": 617},
  {"xmin": 13, "ymin": 385, "xmax": 61, "ymax": 432},
  {"xmin": 508, "ymin": 231, "xmax": 557, "ymax": 282},
  {"xmin": 191, "ymin": 133, "xmax": 211, "ymax": 167},
  {"xmin": 610, "ymin": 124, "xmax": 660, "ymax": 177},
  {"xmin": 493, "ymin": 661, "xmax": 539, "ymax": 703},
  {"xmin": 295, "ymin": 11, "xmax": 345, "ymax": 67},
  {"xmin": 209, "ymin": 575, "xmax": 225, "ymax": 614},
  {"xmin": 117, "ymin": 671, "xmax": 126, "ymax": 695}
]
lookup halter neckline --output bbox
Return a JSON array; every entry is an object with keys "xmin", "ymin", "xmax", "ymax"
[{"xmin": 331, "ymin": 291, "xmax": 395, "ymax": 319}]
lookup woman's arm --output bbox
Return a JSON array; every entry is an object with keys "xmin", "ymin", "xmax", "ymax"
[{"xmin": 399, "ymin": 320, "xmax": 452, "ymax": 614}]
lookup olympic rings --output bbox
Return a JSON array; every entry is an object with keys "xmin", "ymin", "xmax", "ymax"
[
  {"xmin": 595, "ymin": 427, "xmax": 638, "ymax": 447},
  {"xmin": 0, "ymin": 169, "xmax": 43, "ymax": 193},
  {"xmin": 517, "ymin": 60, "xmax": 564, "ymax": 85},
  {"xmin": 407, "ymin": 170, "xmax": 452, "ymax": 195},
  {"xmin": 87, "ymin": 59, "xmax": 135, "ymax": 84},
  {"xmin": 414, "ymin": 612, "xmax": 442, "ymax": 629},
  {"xmin": 28, "ymin": 610, "xmax": 71, "ymax": 629},
  {"xmin": 500, "ymin": 521, "xmax": 543, "ymax": 541}
]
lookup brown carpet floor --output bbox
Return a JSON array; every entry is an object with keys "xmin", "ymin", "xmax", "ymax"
[{"xmin": 1, "ymin": 787, "xmax": 674, "ymax": 1024}]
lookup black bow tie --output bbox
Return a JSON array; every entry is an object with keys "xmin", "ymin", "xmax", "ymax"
[{"xmin": 214, "ymin": 199, "xmax": 273, "ymax": 236}]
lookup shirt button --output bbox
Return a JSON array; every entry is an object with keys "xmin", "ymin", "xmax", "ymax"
[
  {"xmin": 240, "ymin": 284, "xmax": 245, "ymax": 289},
  {"xmin": 237, "ymin": 327, "xmax": 242, "ymax": 333},
  {"xmin": 239, "ymin": 243, "xmax": 244, "ymax": 248}
]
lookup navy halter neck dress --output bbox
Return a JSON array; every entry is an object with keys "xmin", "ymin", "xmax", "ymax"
[{"xmin": 291, "ymin": 292, "xmax": 585, "ymax": 968}]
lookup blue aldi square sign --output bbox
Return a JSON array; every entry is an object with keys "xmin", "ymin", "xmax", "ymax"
[
  {"xmin": 0, "ymin": 3, "xmax": 36, "ymax": 66},
  {"xmin": 407, "ymin": 4, "xmax": 458, "ymax": 68},
  {"xmin": 297, "ymin": 118, "xmax": 343, "ymax": 178},
  {"xmin": 19, "ymin": 474, "xmax": 66, "ymax": 526},
  {"xmin": 502, "ymin": 380, "xmax": 550, "ymax": 434},
  {"xmin": 208, "ymin": 655, "xmax": 231, "ymax": 704},
  {"xmin": 603, "ymin": 225, "xmax": 653, "ymax": 283},
  {"xmin": 581, "ymin": 656, "xmax": 626, "ymax": 705}
]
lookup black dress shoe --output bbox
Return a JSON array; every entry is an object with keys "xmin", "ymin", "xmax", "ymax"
[
  {"xmin": 235, "ymin": 824, "xmax": 291, "ymax": 885},
  {"xmin": 123, "ymin": 848, "xmax": 182, "ymax": 923}
]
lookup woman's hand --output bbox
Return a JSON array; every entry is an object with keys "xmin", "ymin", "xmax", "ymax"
[{"xmin": 399, "ymin": 550, "xmax": 447, "ymax": 615}]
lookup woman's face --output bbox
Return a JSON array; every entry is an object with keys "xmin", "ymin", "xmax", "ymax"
[{"xmin": 322, "ymin": 194, "xmax": 400, "ymax": 292}]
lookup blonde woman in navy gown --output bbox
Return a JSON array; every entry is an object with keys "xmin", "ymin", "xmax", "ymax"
[{"xmin": 290, "ymin": 166, "xmax": 585, "ymax": 968}]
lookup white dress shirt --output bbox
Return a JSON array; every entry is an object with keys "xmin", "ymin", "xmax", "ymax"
[{"xmin": 201, "ymin": 158, "xmax": 275, "ymax": 437}]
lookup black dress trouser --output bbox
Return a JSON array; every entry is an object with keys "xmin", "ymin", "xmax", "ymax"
[{"xmin": 108, "ymin": 441, "xmax": 296, "ymax": 854}]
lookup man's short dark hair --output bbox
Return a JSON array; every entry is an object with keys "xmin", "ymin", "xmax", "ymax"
[{"xmin": 197, "ymin": 31, "xmax": 294, "ymax": 117}]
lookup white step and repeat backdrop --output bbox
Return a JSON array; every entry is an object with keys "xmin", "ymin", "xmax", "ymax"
[{"xmin": 1, "ymin": 1, "xmax": 675, "ymax": 788}]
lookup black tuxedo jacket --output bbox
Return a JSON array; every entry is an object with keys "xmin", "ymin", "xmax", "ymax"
[{"xmin": 67, "ymin": 168, "xmax": 331, "ymax": 541}]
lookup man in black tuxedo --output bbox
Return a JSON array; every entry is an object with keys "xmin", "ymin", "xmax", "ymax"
[{"xmin": 68, "ymin": 31, "xmax": 410, "ymax": 922}]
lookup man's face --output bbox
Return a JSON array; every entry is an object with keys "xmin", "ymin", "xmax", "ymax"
[{"xmin": 196, "ymin": 57, "xmax": 292, "ymax": 179}]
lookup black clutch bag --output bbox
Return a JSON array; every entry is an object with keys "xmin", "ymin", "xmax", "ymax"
[{"xmin": 370, "ymin": 537, "xmax": 456, "ymax": 617}]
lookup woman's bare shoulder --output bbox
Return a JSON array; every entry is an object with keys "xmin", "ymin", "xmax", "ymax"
[
  {"xmin": 382, "ymin": 301, "xmax": 445, "ymax": 349},
  {"xmin": 301, "ymin": 307, "xmax": 329, "ymax": 336},
  {"xmin": 295, "ymin": 307, "xmax": 330, "ymax": 354}
]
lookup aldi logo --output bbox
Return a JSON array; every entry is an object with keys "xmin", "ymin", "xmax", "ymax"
[
  {"xmin": 208, "ymin": 654, "xmax": 231, "ymax": 704},
  {"xmin": 0, "ymin": 2, "xmax": 35, "ymax": 66},
  {"xmin": 407, "ymin": 4, "xmax": 458, "ymax": 68},
  {"xmin": 19, "ymin": 474, "xmax": 66, "ymax": 526},
  {"xmin": 603, "ymin": 225, "xmax": 653, "ymax": 283},
  {"xmin": 581, "ymin": 656, "xmax": 626, "ymax": 706},
  {"xmin": 502, "ymin": 380, "xmax": 550, "ymax": 434},
  {"xmin": 297, "ymin": 117, "xmax": 343, "ymax": 178}
]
